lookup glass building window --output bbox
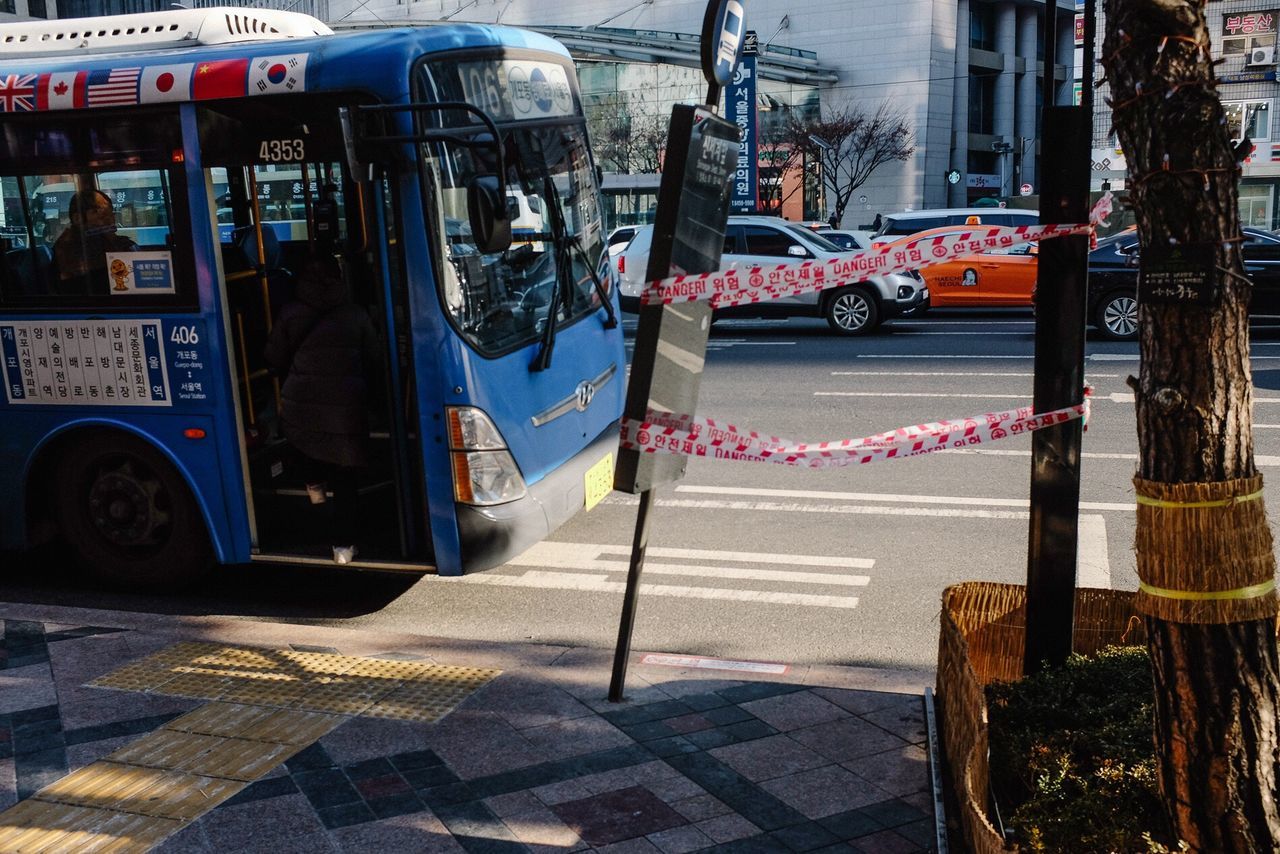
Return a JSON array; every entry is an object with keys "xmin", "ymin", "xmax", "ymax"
[
  {"xmin": 1225, "ymin": 100, "xmax": 1272, "ymax": 143},
  {"xmin": 969, "ymin": 74, "xmax": 995, "ymax": 134},
  {"xmin": 970, "ymin": 2, "xmax": 997, "ymax": 51}
]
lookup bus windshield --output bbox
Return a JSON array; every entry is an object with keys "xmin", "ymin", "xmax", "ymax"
[{"xmin": 417, "ymin": 58, "xmax": 606, "ymax": 356}]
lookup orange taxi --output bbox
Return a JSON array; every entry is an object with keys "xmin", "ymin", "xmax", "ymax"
[{"xmin": 885, "ymin": 225, "xmax": 1038, "ymax": 308}]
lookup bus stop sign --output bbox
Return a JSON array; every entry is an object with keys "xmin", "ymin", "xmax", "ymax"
[
  {"xmin": 701, "ymin": 0, "xmax": 747, "ymax": 90},
  {"xmin": 614, "ymin": 105, "xmax": 740, "ymax": 493}
]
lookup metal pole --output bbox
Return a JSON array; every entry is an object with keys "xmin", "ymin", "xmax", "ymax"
[
  {"xmin": 1024, "ymin": 0, "xmax": 1093, "ymax": 674},
  {"xmin": 609, "ymin": 489, "xmax": 656, "ymax": 702}
]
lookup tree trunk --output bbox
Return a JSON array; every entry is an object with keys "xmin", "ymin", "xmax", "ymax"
[{"xmin": 1103, "ymin": 1, "xmax": 1280, "ymax": 850}]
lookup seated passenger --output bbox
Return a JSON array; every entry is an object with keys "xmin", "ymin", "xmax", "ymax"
[{"xmin": 52, "ymin": 190, "xmax": 137, "ymax": 295}]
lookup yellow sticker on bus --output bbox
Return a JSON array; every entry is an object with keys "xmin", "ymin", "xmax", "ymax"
[{"xmin": 584, "ymin": 452, "xmax": 614, "ymax": 511}]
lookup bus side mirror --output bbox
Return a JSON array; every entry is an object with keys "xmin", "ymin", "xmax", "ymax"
[{"xmin": 468, "ymin": 175, "xmax": 512, "ymax": 254}]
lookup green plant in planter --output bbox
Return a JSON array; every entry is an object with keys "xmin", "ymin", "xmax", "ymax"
[{"xmin": 986, "ymin": 645, "xmax": 1177, "ymax": 852}]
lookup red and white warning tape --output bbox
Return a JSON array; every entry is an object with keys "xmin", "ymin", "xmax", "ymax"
[
  {"xmin": 640, "ymin": 194, "xmax": 1115, "ymax": 309},
  {"xmin": 620, "ymin": 392, "xmax": 1091, "ymax": 469}
]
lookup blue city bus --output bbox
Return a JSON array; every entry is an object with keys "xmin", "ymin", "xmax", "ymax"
[{"xmin": 0, "ymin": 8, "xmax": 625, "ymax": 586}]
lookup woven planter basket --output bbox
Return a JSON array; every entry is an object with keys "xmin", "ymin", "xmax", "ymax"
[{"xmin": 936, "ymin": 581, "xmax": 1144, "ymax": 852}]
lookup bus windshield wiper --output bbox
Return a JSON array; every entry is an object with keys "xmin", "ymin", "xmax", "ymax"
[
  {"xmin": 530, "ymin": 173, "xmax": 570, "ymax": 372},
  {"xmin": 567, "ymin": 233, "xmax": 617, "ymax": 330}
]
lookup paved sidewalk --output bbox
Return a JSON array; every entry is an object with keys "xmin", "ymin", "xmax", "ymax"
[{"xmin": 0, "ymin": 603, "xmax": 936, "ymax": 853}]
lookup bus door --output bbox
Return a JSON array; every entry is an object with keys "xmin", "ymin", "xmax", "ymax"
[{"xmin": 197, "ymin": 99, "xmax": 423, "ymax": 567}]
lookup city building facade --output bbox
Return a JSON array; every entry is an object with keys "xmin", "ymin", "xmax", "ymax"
[
  {"xmin": 1091, "ymin": 1, "xmax": 1280, "ymax": 229},
  {"xmin": 1, "ymin": 0, "xmax": 1078, "ymax": 226}
]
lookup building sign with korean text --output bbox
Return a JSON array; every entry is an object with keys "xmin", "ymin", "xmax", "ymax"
[
  {"xmin": 1222, "ymin": 11, "xmax": 1278, "ymax": 56},
  {"xmin": 728, "ymin": 55, "xmax": 757, "ymax": 213}
]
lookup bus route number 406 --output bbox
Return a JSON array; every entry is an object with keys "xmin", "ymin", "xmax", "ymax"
[
  {"xmin": 171, "ymin": 325, "xmax": 200, "ymax": 345},
  {"xmin": 259, "ymin": 139, "xmax": 306, "ymax": 163}
]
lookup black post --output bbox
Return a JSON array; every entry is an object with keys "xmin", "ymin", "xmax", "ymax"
[
  {"xmin": 609, "ymin": 490, "xmax": 656, "ymax": 702},
  {"xmin": 1024, "ymin": 2, "xmax": 1092, "ymax": 674}
]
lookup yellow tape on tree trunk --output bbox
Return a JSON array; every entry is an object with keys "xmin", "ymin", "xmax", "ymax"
[
  {"xmin": 1136, "ymin": 488, "xmax": 1265, "ymax": 509},
  {"xmin": 1138, "ymin": 579, "xmax": 1276, "ymax": 601}
]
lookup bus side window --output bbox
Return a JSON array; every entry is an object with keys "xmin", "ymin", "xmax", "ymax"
[{"xmin": 1, "ymin": 241, "xmax": 55, "ymax": 299}]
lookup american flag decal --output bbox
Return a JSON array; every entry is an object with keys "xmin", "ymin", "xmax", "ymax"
[
  {"xmin": 0, "ymin": 74, "xmax": 37, "ymax": 112},
  {"xmin": 86, "ymin": 67, "xmax": 141, "ymax": 107}
]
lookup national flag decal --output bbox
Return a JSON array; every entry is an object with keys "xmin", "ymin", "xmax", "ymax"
[
  {"xmin": 248, "ymin": 54, "xmax": 307, "ymax": 96},
  {"xmin": 0, "ymin": 74, "xmax": 37, "ymax": 112},
  {"xmin": 38, "ymin": 71, "xmax": 88, "ymax": 111},
  {"xmin": 139, "ymin": 63, "xmax": 193, "ymax": 103},
  {"xmin": 86, "ymin": 67, "xmax": 140, "ymax": 107},
  {"xmin": 192, "ymin": 58, "xmax": 250, "ymax": 101}
]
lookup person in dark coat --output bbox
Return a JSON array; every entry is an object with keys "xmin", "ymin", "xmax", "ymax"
[
  {"xmin": 53, "ymin": 189, "xmax": 138, "ymax": 295},
  {"xmin": 265, "ymin": 255, "xmax": 379, "ymax": 563}
]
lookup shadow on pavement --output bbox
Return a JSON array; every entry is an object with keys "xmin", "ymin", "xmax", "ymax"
[{"xmin": 0, "ymin": 545, "xmax": 418, "ymax": 620}]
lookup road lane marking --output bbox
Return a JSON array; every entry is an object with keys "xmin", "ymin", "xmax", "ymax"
[
  {"xmin": 507, "ymin": 543, "xmax": 870, "ymax": 587},
  {"xmin": 946, "ymin": 449, "xmax": 1280, "ymax": 466},
  {"xmin": 815, "ymin": 391, "xmax": 1039, "ymax": 399},
  {"xmin": 456, "ymin": 571, "xmax": 861, "ymax": 609},
  {"xmin": 830, "ymin": 371, "xmax": 1121, "ymax": 378},
  {"xmin": 673, "ymin": 484, "xmax": 1133, "ymax": 512},
  {"xmin": 592, "ymin": 543, "xmax": 873, "ymax": 568},
  {"xmin": 603, "ymin": 494, "xmax": 1031, "ymax": 520},
  {"xmin": 1077, "ymin": 515, "xmax": 1112, "ymax": 588}
]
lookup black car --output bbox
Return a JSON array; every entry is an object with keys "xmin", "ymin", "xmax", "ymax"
[{"xmin": 1088, "ymin": 226, "xmax": 1280, "ymax": 340}]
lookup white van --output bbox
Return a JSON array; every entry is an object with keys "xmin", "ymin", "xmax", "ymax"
[{"xmin": 872, "ymin": 207, "xmax": 1038, "ymax": 241}]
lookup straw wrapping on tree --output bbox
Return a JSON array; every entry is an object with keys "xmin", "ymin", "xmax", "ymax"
[{"xmin": 1133, "ymin": 475, "xmax": 1276, "ymax": 624}]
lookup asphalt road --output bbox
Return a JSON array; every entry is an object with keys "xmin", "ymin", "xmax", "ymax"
[{"xmin": 9, "ymin": 308, "xmax": 1280, "ymax": 675}]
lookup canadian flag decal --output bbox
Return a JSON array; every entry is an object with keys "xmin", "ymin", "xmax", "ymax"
[{"xmin": 37, "ymin": 71, "xmax": 86, "ymax": 111}]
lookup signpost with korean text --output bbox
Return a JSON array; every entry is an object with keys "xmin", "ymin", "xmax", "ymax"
[
  {"xmin": 609, "ymin": 0, "xmax": 746, "ymax": 703},
  {"xmin": 728, "ymin": 29, "xmax": 758, "ymax": 214}
]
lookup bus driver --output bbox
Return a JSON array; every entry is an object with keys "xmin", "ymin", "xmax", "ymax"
[{"xmin": 52, "ymin": 189, "xmax": 137, "ymax": 295}]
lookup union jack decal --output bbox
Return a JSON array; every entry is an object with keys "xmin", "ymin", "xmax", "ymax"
[{"xmin": 0, "ymin": 74, "xmax": 37, "ymax": 112}]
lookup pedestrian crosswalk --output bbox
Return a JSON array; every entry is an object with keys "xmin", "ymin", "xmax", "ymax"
[{"xmin": 449, "ymin": 541, "xmax": 870, "ymax": 610}]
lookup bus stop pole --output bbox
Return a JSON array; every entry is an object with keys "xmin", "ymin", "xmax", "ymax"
[
  {"xmin": 1023, "ymin": 0, "xmax": 1094, "ymax": 674},
  {"xmin": 608, "ymin": 490, "xmax": 656, "ymax": 702}
]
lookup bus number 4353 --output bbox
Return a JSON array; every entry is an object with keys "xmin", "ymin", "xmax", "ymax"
[{"xmin": 259, "ymin": 139, "xmax": 305, "ymax": 163}]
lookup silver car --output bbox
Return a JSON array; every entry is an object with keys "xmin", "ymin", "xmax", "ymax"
[{"xmin": 616, "ymin": 215, "xmax": 928, "ymax": 335}]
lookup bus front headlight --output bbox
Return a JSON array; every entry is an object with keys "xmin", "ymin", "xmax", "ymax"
[
  {"xmin": 451, "ymin": 450, "xmax": 527, "ymax": 505},
  {"xmin": 446, "ymin": 406, "xmax": 528, "ymax": 505}
]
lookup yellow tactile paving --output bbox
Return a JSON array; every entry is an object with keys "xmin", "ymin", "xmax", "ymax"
[
  {"xmin": 181, "ymin": 737, "xmax": 303, "ymax": 782},
  {"xmin": 341, "ymin": 657, "xmax": 442, "ymax": 680},
  {"xmin": 0, "ymin": 643, "xmax": 503, "ymax": 854},
  {"xmin": 290, "ymin": 680, "xmax": 398, "ymax": 716},
  {"xmin": 215, "ymin": 679, "xmax": 313, "ymax": 707},
  {"xmin": 0, "ymin": 800, "xmax": 181, "ymax": 854},
  {"xmin": 105, "ymin": 729, "xmax": 223, "ymax": 770},
  {"xmin": 146, "ymin": 673, "xmax": 235, "ymax": 701},
  {"xmin": 232, "ymin": 708, "xmax": 343, "ymax": 745},
  {"xmin": 161, "ymin": 702, "xmax": 278, "ymax": 738},
  {"xmin": 274, "ymin": 650, "xmax": 358, "ymax": 678},
  {"xmin": 33, "ymin": 762, "xmax": 245, "ymax": 821}
]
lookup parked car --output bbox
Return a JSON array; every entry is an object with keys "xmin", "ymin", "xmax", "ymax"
[
  {"xmin": 606, "ymin": 225, "xmax": 640, "ymax": 259},
  {"xmin": 815, "ymin": 228, "xmax": 875, "ymax": 252},
  {"xmin": 615, "ymin": 216, "xmax": 928, "ymax": 335},
  {"xmin": 872, "ymin": 207, "xmax": 1040, "ymax": 242},
  {"xmin": 1087, "ymin": 226, "xmax": 1280, "ymax": 340},
  {"xmin": 885, "ymin": 225, "xmax": 1039, "ymax": 309}
]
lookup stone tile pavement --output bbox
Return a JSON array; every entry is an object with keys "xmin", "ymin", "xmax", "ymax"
[{"xmin": 0, "ymin": 603, "xmax": 937, "ymax": 852}]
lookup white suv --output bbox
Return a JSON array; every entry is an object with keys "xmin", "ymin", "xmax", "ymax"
[{"xmin": 616, "ymin": 215, "xmax": 929, "ymax": 335}]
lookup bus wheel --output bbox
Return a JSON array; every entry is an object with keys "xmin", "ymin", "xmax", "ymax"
[{"xmin": 54, "ymin": 434, "xmax": 212, "ymax": 589}]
